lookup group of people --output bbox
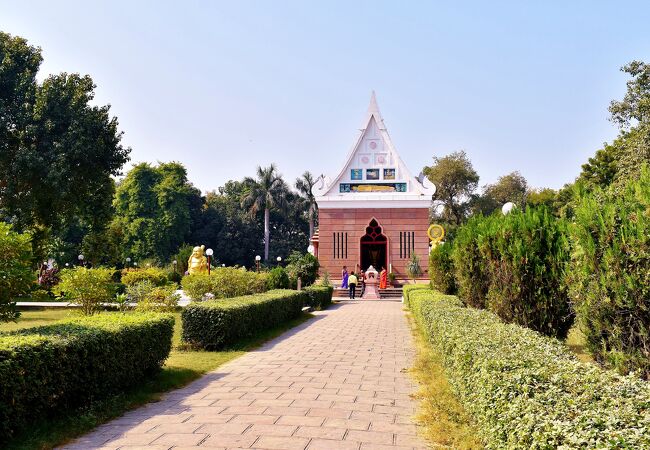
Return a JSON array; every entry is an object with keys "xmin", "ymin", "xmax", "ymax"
[{"xmin": 341, "ymin": 265, "xmax": 388, "ymax": 299}]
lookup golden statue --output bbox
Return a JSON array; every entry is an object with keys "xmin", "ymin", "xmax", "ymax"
[{"xmin": 187, "ymin": 245, "xmax": 208, "ymax": 274}]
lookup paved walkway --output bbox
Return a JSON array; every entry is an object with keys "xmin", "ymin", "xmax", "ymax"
[{"xmin": 61, "ymin": 301, "xmax": 428, "ymax": 450}]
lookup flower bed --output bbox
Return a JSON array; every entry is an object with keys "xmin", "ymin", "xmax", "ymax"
[
  {"xmin": 0, "ymin": 313, "xmax": 174, "ymax": 443},
  {"xmin": 408, "ymin": 288, "xmax": 650, "ymax": 448}
]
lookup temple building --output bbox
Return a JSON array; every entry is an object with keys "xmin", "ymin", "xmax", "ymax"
[{"xmin": 310, "ymin": 92, "xmax": 435, "ymax": 282}]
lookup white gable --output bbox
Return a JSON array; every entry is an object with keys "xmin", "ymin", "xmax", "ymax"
[{"xmin": 313, "ymin": 92, "xmax": 435, "ymax": 209}]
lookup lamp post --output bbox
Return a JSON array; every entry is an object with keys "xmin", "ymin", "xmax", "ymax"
[
  {"xmin": 502, "ymin": 202, "xmax": 516, "ymax": 215},
  {"xmin": 205, "ymin": 248, "xmax": 214, "ymax": 275},
  {"xmin": 255, "ymin": 255, "xmax": 261, "ymax": 272},
  {"xmin": 276, "ymin": 256, "xmax": 282, "ymax": 266},
  {"xmin": 78, "ymin": 254, "xmax": 84, "ymax": 268},
  {"xmin": 126, "ymin": 257, "xmax": 131, "ymax": 271},
  {"xmin": 133, "ymin": 262, "xmax": 138, "ymax": 268},
  {"xmin": 221, "ymin": 263, "xmax": 226, "ymax": 267},
  {"xmin": 172, "ymin": 260, "xmax": 177, "ymax": 274}
]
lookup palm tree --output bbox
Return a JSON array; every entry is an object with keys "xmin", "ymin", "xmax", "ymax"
[
  {"xmin": 295, "ymin": 171, "xmax": 319, "ymax": 239},
  {"xmin": 241, "ymin": 164, "xmax": 288, "ymax": 261}
]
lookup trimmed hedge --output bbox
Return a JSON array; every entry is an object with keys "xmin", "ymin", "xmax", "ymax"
[
  {"xmin": 181, "ymin": 289, "xmax": 305, "ymax": 350},
  {"xmin": 428, "ymin": 242, "xmax": 456, "ymax": 295},
  {"xmin": 0, "ymin": 313, "xmax": 174, "ymax": 443},
  {"xmin": 568, "ymin": 167, "xmax": 650, "ymax": 377},
  {"xmin": 304, "ymin": 285, "xmax": 333, "ymax": 310},
  {"xmin": 480, "ymin": 207, "xmax": 572, "ymax": 339},
  {"xmin": 408, "ymin": 289, "xmax": 650, "ymax": 449},
  {"xmin": 181, "ymin": 268, "xmax": 268, "ymax": 300},
  {"xmin": 402, "ymin": 284, "xmax": 431, "ymax": 307},
  {"xmin": 452, "ymin": 215, "xmax": 492, "ymax": 309},
  {"xmin": 450, "ymin": 208, "xmax": 572, "ymax": 339}
]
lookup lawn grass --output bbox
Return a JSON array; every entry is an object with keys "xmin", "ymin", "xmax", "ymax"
[
  {"xmin": 0, "ymin": 308, "xmax": 79, "ymax": 331},
  {"xmin": 3, "ymin": 308, "xmax": 312, "ymax": 450},
  {"xmin": 406, "ymin": 311, "xmax": 483, "ymax": 449}
]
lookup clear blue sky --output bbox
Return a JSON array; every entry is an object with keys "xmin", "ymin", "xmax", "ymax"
[{"xmin": 2, "ymin": 1, "xmax": 648, "ymax": 192}]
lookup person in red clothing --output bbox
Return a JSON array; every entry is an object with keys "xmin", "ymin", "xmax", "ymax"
[{"xmin": 379, "ymin": 266, "xmax": 387, "ymax": 289}]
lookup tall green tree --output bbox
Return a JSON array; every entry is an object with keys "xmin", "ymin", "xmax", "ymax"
[
  {"xmin": 241, "ymin": 164, "xmax": 288, "ymax": 261},
  {"xmin": 423, "ymin": 151, "xmax": 479, "ymax": 225},
  {"xmin": 0, "ymin": 32, "xmax": 130, "ymax": 260},
  {"xmin": 473, "ymin": 171, "xmax": 528, "ymax": 215},
  {"xmin": 0, "ymin": 222, "xmax": 34, "ymax": 322},
  {"xmin": 112, "ymin": 162, "xmax": 202, "ymax": 263},
  {"xmin": 191, "ymin": 181, "xmax": 262, "ymax": 267},
  {"xmin": 295, "ymin": 171, "xmax": 318, "ymax": 239}
]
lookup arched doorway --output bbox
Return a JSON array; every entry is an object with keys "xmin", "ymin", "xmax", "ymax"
[{"xmin": 360, "ymin": 218, "xmax": 387, "ymax": 271}]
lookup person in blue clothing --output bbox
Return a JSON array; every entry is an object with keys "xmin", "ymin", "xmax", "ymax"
[{"xmin": 341, "ymin": 265, "xmax": 349, "ymax": 289}]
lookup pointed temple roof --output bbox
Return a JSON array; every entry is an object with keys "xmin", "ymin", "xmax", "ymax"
[{"xmin": 312, "ymin": 92, "xmax": 435, "ymax": 209}]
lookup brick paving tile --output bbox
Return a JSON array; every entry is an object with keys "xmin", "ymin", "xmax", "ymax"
[
  {"xmin": 254, "ymin": 435, "xmax": 310, "ymax": 450},
  {"xmin": 201, "ymin": 433, "xmax": 259, "ymax": 448},
  {"xmin": 275, "ymin": 415, "xmax": 326, "ymax": 426},
  {"xmin": 244, "ymin": 423, "xmax": 297, "ymax": 436},
  {"xmin": 345, "ymin": 429, "xmax": 394, "ymax": 445},
  {"xmin": 359, "ymin": 444, "xmax": 413, "ymax": 450},
  {"xmin": 307, "ymin": 438, "xmax": 361, "ymax": 449},
  {"xmin": 58, "ymin": 302, "xmax": 428, "ymax": 450},
  {"xmin": 228, "ymin": 414, "xmax": 279, "ymax": 424},
  {"xmin": 295, "ymin": 424, "xmax": 347, "ymax": 439},
  {"xmin": 150, "ymin": 432, "xmax": 208, "ymax": 446}
]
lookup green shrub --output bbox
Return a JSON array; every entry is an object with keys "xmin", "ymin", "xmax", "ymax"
[
  {"xmin": 452, "ymin": 215, "xmax": 493, "ymax": 309},
  {"xmin": 180, "ymin": 268, "xmax": 268, "ymax": 301},
  {"xmin": 481, "ymin": 207, "xmax": 572, "ymax": 338},
  {"xmin": 402, "ymin": 284, "xmax": 431, "ymax": 308},
  {"xmin": 56, "ymin": 268, "xmax": 115, "ymax": 315},
  {"xmin": 286, "ymin": 251, "xmax": 320, "ymax": 287},
  {"xmin": 180, "ymin": 273, "xmax": 213, "ymax": 300},
  {"xmin": 171, "ymin": 243, "xmax": 193, "ymax": 274},
  {"xmin": 0, "ymin": 313, "xmax": 174, "ymax": 443},
  {"xmin": 126, "ymin": 280, "xmax": 155, "ymax": 303},
  {"xmin": 136, "ymin": 285, "xmax": 180, "ymax": 313},
  {"xmin": 429, "ymin": 242, "xmax": 456, "ymax": 294},
  {"xmin": 568, "ymin": 166, "xmax": 650, "ymax": 377},
  {"xmin": 167, "ymin": 270, "xmax": 182, "ymax": 284},
  {"xmin": 408, "ymin": 289, "xmax": 650, "ymax": 449},
  {"xmin": 0, "ymin": 222, "xmax": 34, "ymax": 322},
  {"xmin": 320, "ymin": 270, "xmax": 331, "ymax": 286},
  {"xmin": 406, "ymin": 253, "xmax": 423, "ymax": 280},
  {"xmin": 181, "ymin": 289, "xmax": 306, "ymax": 350},
  {"xmin": 267, "ymin": 267, "xmax": 290, "ymax": 289},
  {"xmin": 304, "ymin": 285, "xmax": 333, "ymax": 310},
  {"xmin": 121, "ymin": 267, "xmax": 169, "ymax": 287}
]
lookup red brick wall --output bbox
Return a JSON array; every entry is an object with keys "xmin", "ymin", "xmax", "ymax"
[{"xmin": 317, "ymin": 208, "xmax": 430, "ymax": 280}]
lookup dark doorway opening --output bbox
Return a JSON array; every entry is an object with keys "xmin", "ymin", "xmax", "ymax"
[{"xmin": 360, "ymin": 219, "xmax": 387, "ymax": 271}]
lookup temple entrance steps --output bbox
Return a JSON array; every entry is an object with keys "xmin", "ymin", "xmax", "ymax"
[{"xmin": 331, "ymin": 286, "xmax": 403, "ymax": 300}]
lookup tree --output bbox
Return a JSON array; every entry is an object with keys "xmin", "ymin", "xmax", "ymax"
[
  {"xmin": 527, "ymin": 188, "xmax": 558, "ymax": 212},
  {"xmin": 474, "ymin": 171, "xmax": 528, "ymax": 215},
  {"xmin": 241, "ymin": 164, "xmax": 288, "ymax": 261},
  {"xmin": 0, "ymin": 222, "xmax": 34, "ymax": 322},
  {"xmin": 0, "ymin": 32, "xmax": 130, "ymax": 260},
  {"xmin": 192, "ymin": 182, "xmax": 262, "ymax": 267},
  {"xmin": 423, "ymin": 151, "xmax": 479, "ymax": 225},
  {"xmin": 112, "ymin": 162, "xmax": 202, "ymax": 263},
  {"xmin": 56, "ymin": 267, "xmax": 114, "ymax": 315},
  {"xmin": 295, "ymin": 171, "xmax": 319, "ymax": 239},
  {"xmin": 609, "ymin": 60, "xmax": 650, "ymax": 129}
]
